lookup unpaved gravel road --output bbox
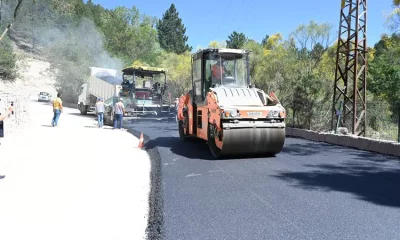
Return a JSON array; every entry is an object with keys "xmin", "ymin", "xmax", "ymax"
[{"xmin": 0, "ymin": 96, "xmax": 151, "ymax": 240}]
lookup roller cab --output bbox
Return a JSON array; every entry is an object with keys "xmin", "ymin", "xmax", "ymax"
[{"xmin": 177, "ymin": 48, "xmax": 286, "ymax": 158}]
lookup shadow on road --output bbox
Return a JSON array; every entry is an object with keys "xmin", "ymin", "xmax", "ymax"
[
  {"xmin": 145, "ymin": 137, "xmax": 215, "ymax": 160},
  {"xmin": 36, "ymin": 101, "xmax": 52, "ymax": 105},
  {"xmin": 274, "ymin": 161, "xmax": 400, "ymax": 207},
  {"xmin": 282, "ymin": 141, "xmax": 349, "ymax": 156},
  {"xmin": 283, "ymin": 138, "xmax": 400, "ymax": 163},
  {"xmin": 67, "ymin": 112, "xmax": 96, "ymax": 119},
  {"xmin": 145, "ymin": 136, "xmax": 278, "ymax": 161}
]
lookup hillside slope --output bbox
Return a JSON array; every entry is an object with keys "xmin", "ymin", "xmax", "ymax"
[{"xmin": 0, "ymin": 41, "xmax": 57, "ymax": 97}]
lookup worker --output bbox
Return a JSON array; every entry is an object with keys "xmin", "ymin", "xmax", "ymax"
[
  {"xmin": 113, "ymin": 98, "xmax": 125, "ymax": 130},
  {"xmin": 0, "ymin": 106, "xmax": 13, "ymax": 122},
  {"xmin": 95, "ymin": 97, "xmax": 105, "ymax": 128},
  {"xmin": 211, "ymin": 59, "xmax": 225, "ymax": 83},
  {"xmin": 121, "ymin": 78, "xmax": 132, "ymax": 90},
  {"xmin": 52, "ymin": 93, "xmax": 63, "ymax": 127},
  {"xmin": 0, "ymin": 105, "xmax": 13, "ymax": 179}
]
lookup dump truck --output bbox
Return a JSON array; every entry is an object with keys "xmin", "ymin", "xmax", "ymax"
[
  {"xmin": 103, "ymin": 65, "xmax": 176, "ymax": 122},
  {"xmin": 177, "ymin": 48, "xmax": 286, "ymax": 158},
  {"xmin": 77, "ymin": 67, "xmax": 122, "ymax": 115}
]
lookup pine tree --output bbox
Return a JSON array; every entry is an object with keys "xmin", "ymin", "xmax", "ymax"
[
  {"xmin": 261, "ymin": 34, "xmax": 270, "ymax": 47},
  {"xmin": 226, "ymin": 31, "xmax": 247, "ymax": 49},
  {"xmin": 156, "ymin": 3, "xmax": 192, "ymax": 54}
]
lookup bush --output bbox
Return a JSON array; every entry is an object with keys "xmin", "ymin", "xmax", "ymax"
[{"xmin": 0, "ymin": 35, "xmax": 17, "ymax": 80}]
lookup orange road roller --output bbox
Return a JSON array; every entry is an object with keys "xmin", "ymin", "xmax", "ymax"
[{"xmin": 177, "ymin": 48, "xmax": 286, "ymax": 158}]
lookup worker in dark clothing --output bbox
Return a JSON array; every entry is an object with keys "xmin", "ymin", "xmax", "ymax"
[{"xmin": 121, "ymin": 79, "xmax": 131, "ymax": 90}]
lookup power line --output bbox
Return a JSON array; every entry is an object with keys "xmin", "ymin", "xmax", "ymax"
[
  {"xmin": 212, "ymin": 0, "xmax": 233, "ymax": 43},
  {"xmin": 238, "ymin": 1, "xmax": 256, "ymax": 37},
  {"xmin": 226, "ymin": 0, "xmax": 245, "ymax": 32}
]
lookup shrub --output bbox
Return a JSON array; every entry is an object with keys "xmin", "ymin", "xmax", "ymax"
[{"xmin": 0, "ymin": 35, "xmax": 17, "ymax": 80}]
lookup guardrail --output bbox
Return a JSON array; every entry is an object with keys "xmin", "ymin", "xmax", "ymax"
[
  {"xmin": 0, "ymin": 93, "xmax": 30, "ymax": 140},
  {"xmin": 286, "ymin": 127, "xmax": 400, "ymax": 158}
]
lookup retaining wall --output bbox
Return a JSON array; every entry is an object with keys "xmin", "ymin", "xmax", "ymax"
[{"xmin": 286, "ymin": 127, "xmax": 400, "ymax": 158}]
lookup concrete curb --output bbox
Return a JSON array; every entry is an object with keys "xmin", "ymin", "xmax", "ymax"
[{"xmin": 286, "ymin": 127, "xmax": 400, "ymax": 158}]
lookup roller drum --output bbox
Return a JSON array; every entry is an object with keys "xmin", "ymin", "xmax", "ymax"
[{"xmin": 219, "ymin": 127, "xmax": 285, "ymax": 156}]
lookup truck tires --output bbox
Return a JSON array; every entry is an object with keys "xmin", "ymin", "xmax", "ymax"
[{"xmin": 79, "ymin": 103, "xmax": 88, "ymax": 115}]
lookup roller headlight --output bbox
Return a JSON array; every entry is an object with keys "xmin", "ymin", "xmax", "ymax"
[
  {"xmin": 268, "ymin": 110, "xmax": 279, "ymax": 118},
  {"xmin": 230, "ymin": 111, "xmax": 238, "ymax": 117},
  {"xmin": 223, "ymin": 109, "xmax": 239, "ymax": 118}
]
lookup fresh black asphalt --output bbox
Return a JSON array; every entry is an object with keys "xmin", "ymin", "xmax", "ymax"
[{"xmin": 127, "ymin": 121, "xmax": 400, "ymax": 240}]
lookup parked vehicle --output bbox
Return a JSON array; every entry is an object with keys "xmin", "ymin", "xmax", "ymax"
[{"xmin": 38, "ymin": 92, "xmax": 51, "ymax": 102}]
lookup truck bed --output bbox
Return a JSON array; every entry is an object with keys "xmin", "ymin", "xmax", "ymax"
[{"xmin": 88, "ymin": 76, "xmax": 121, "ymax": 101}]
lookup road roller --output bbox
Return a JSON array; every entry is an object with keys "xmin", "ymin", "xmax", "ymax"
[{"xmin": 177, "ymin": 48, "xmax": 286, "ymax": 158}]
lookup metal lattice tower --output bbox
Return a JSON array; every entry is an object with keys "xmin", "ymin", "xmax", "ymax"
[{"xmin": 332, "ymin": 0, "xmax": 367, "ymax": 136}]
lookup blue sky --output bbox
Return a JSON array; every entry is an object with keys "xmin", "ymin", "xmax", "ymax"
[{"xmin": 90, "ymin": 0, "xmax": 395, "ymax": 49}]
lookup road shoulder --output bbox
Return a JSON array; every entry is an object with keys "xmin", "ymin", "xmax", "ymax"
[{"xmin": 0, "ymin": 99, "xmax": 151, "ymax": 240}]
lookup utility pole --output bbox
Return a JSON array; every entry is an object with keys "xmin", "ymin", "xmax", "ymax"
[{"xmin": 332, "ymin": 0, "xmax": 368, "ymax": 136}]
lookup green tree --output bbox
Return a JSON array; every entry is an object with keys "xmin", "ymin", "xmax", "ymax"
[
  {"xmin": 261, "ymin": 34, "xmax": 269, "ymax": 47},
  {"xmin": 156, "ymin": 3, "xmax": 191, "ymax": 54},
  {"xmin": 242, "ymin": 39, "xmax": 263, "ymax": 85},
  {"xmin": 95, "ymin": 6, "xmax": 160, "ymax": 65},
  {"xmin": 288, "ymin": 21, "xmax": 333, "ymax": 129},
  {"xmin": 156, "ymin": 50, "xmax": 191, "ymax": 97},
  {"xmin": 226, "ymin": 31, "xmax": 247, "ymax": 49},
  {"xmin": 249, "ymin": 22, "xmax": 333, "ymax": 130},
  {"xmin": 0, "ymin": 35, "xmax": 16, "ymax": 80},
  {"xmin": 368, "ymin": 34, "xmax": 400, "ymax": 112},
  {"xmin": 208, "ymin": 40, "xmax": 226, "ymax": 48},
  {"xmin": 384, "ymin": 2, "xmax": 400, "ymax": 32}
]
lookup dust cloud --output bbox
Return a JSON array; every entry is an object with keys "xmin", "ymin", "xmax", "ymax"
[{"xmin": 1, "ymin": 1, "xmax": 124, "ymax": 102}]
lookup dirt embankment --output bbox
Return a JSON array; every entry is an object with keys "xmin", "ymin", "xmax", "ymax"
[
  {"xmin": 0, "ymin": 42, "xmax": 57, "ymax": 139},
  {"xmin": 0, "ymin": 42, "xmax": 57, "ymax": 96}
]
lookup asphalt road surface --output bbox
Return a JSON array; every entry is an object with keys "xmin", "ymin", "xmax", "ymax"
[{"xmin": 128, "ymin": 121, "xmax": 400, "ymax": 240}]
